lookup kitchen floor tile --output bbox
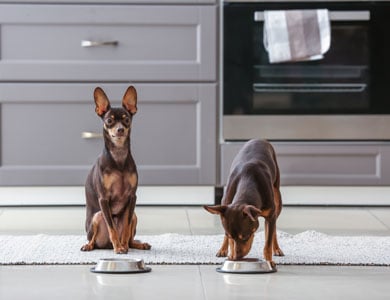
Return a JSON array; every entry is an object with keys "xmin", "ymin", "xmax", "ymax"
[
  {"xmin": 135, "ymin": 206, "xmax": 192, "ymax": 235},
  {"xmin": 0, "ymin": 265, "xmax": 205, "ymax": 300},
  {"xmin": 186, "ymin": 207, "xmax": 224, "ymax": 235},
  {"xmin": 199, "ymin": 265, "xmax": 390, "ymax": 300},
  {"xmin": 0, "ymin": 207, "xmax": 85, "ymax": 235},
  {"xmin": 276, "ymin": 207, "xmax": 390, "ymax": 235},
  {"xmin": 368, "ymin": 208, "xmax": 390, "ymax": 229}
]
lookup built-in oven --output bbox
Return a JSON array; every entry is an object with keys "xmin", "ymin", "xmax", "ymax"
[{"xmin": 223, "ymin": 1, "xmax": 390, "ymax": 140}]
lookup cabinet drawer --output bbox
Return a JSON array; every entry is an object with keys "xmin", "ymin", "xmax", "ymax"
[
  {"xmin": 0, "ymin": 83, "xmax": 216, "ymax": 185},
  {"xmin": 221, "ymin": 142, "xmax": 390, "ymax": 186},
  {"xmin": 0, "ymin": 4, "xmax": 216, "ymax": 81}
]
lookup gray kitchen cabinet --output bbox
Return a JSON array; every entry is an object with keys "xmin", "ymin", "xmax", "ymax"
[
  {"xmin": 0, "ymin": 83, "xmax": 217, "ymax": 186},
  {"xmin": 0, "ymin": 4, "xmax": 216, "ymax": 82},
  {"xmin": 0, "ymin": 2, "xmax": 217, "ymax": 186}
]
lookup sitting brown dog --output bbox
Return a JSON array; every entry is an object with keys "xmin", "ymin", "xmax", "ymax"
[
  {"xmin": 204, "ymin": 139, "xmax": 284, "ymax": 266},
  {"xmin": 81, "ymin": 86, "xmax": 151, "ymax": 254}
]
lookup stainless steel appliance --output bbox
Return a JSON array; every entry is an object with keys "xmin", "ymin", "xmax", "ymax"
[{"xmin": 223, "ymin": 1, "xmax": 390, "ymax": 140}]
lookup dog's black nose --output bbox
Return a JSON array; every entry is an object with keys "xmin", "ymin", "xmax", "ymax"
[{"xmin": 117, "ymin": 127, "xmax": 125, "ymax": 134}]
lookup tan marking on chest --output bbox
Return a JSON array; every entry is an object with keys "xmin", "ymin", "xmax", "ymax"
[
  {"xmin": 103, "ymin": 173, "xmax": 120, "ymax": 191},
  {"xmin": 128, "ymin": 172, "xmax": 137, "ymax": 188}
]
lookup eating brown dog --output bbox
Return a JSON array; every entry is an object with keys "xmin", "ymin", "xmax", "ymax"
[
  {"xmin": 81, "ymin": 86, "xmax": 151, "ymax": 254},
  {"xmin": 204, "ymin": 139, "xmax": 284, "ymax": 266}
]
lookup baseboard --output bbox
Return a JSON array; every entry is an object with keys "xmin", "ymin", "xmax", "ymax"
[
  {"xmin": 281, "ymin": 186, "xmax": 390, "ymax": 206},
  {"xmin": 0, "ymin": 186, "xmax": 215, "ymax": 206},
  {"xmin": 0, "ymin": 186, "xmax": 389, "ymax": 206}
]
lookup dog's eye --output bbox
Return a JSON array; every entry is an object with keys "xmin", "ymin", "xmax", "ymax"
[
  {"xmin": 106, "ymin": 118, "xmax": 114, "ymax": 126},
  {"xmin": 239, "ymin": 235, "xmax": 250, "ymax": 242},
  {"xmin": 121, "ymin": 114, "xmax": 130, "ymax": 124}
]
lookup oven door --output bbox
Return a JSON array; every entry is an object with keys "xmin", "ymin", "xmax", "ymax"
[{"xmin": 223, "ymin": 1, "xmax": 390, "ymax": 140}]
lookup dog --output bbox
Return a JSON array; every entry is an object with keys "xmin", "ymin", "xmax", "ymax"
[
  {"xmin": 81, "ymin": 86, "xmax": 151, "ymax": 254},
  {"xmin": 204, "ymin": 139, "xmax": 284, "ymax": 266}
]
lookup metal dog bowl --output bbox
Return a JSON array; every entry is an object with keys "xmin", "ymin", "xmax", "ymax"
[
  {"xmin": 217, "ymin": 258, "xmax": 276, "ymax": 274},
  {"xmin": 91, "ymin": 258, "xmax": 152, "ymax": 274}
]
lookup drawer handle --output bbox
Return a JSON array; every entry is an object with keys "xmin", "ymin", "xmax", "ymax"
[
  {"xmin": 81, "ymin": 132, "xmax": 103, "ymax": 139},
  {"xmin": 81, "ymin": 40, "xmax": 119, "ymax": 48}
]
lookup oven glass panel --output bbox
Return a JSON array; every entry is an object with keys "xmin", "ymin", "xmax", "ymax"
[
  {"xmin": 252, "ymin": 24, "xmax": 369, "ymax": 114},
  {"xmin": 223, "ymin": 3, "xmax": 390, "ymax": 116}
]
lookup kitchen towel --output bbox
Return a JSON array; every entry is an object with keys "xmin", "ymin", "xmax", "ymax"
[{"xmin": 263, "ymin": 9, "xmax": 331, "ymax": 63}]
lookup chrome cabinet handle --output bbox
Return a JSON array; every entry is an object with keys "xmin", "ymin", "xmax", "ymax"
[
  {"xmin": 81, "ymin": 40, "xmax": 119, "ymax": 48},
  {"xmin": 81, "ymin": 132, "xmax": 103, "ymax": 139}
]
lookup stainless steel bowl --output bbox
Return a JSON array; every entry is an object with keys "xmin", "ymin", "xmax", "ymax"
[
  {"xmin": 217, "ymin": 258, "xmax": 276, "ymax": 274},
  {"xmin": 91, "ymin": 258, "xmax": 152, "ymax": 274}
]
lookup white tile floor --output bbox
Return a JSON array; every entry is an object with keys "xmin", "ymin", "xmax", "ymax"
[{"xmin": 1, "ymin": 205, "xmax": 390, "ymax": 299}]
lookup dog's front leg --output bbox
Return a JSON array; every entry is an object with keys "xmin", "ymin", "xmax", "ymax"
[
  {"xmin": 227, "ymin": 237, "xmax": 236, "ymax": 260},
  {"xmin": 119, "ymin": 205, "xmax": 132, "ymax": 253},
  {"xmin": 99, "ymin": 198, "xmax": 127, "ymax": 254},
  {"xmin": 121, "ymin": 194, "xmax": 136, "ymax": 250},
  {"xmin": 216, "ymin": 235, "xmax": 229, "ymax": 257},
  {"xmin": 264, "ymin": 218, "xmax": 276, "ymax": 267}
]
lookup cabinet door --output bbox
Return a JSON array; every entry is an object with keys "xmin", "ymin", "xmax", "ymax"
[
  {"xmin": 0, "ymin": 4, "xmax": 216, "ymax": 81},
  {"xmin": 220, "ymin": 142, "xmax": 390, "ymax": 186},
  {"xmin": 0, "ymin": 83, "xmax": 216, "ymax": 185}
]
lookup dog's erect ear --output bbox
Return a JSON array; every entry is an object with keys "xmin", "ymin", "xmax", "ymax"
[
  {"xmin": 243, "ymin": 205, "xmax": 262, "ymax": 222},
  {"xmin": 122, "ymin": 86, "xmax": 138, "ymax": 115},
  {"xmin": 94, "ymin": 87, "xmax": 111, "ymax": 117},
  {"xmin": 203, "ymin": 205, "xmax": 227, "ymax": 216}
]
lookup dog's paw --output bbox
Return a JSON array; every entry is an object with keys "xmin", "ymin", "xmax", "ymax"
[
  {"xmin": 141, "ymin": 242, "xmax": 152, "ymax": 250},
  {"xmin": 274, "ymin": 248, "xmax": 285, "ymax": 257},
  {"xmin": 80, "ymin": 243, "xmax": 94, "ymax": 252},
  {"xmin": 114, "ymin": 246, "xmax": 129, "ymax": 254},
  {"xmin": 130, "ymin": 241, "xmax": 152, "ymax": 250},
  {"xmin": 216, "ymin": 250, "xmax": 228, "ymax": 257},
  {"xmin": 269, "ymin": 260, "xmax": 276, "ymax": 269}
]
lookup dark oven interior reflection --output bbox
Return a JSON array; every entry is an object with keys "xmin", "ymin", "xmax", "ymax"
[{"xmin": 223, "ymin": 1, "xmax": 390, "ymax": 117}]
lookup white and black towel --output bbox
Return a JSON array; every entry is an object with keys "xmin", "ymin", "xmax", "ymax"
[{"xmin": 263, "ymin": 9, "xmax": 331, "ymax": 63}]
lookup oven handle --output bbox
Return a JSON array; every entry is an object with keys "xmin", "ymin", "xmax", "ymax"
[
  {"xmin": 254, "ymin": 11, "xmax": 370, "ymax": 22},
  {"xmin": 253, "ymin": 83, "xmax": 367, "ymax": 93}
]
